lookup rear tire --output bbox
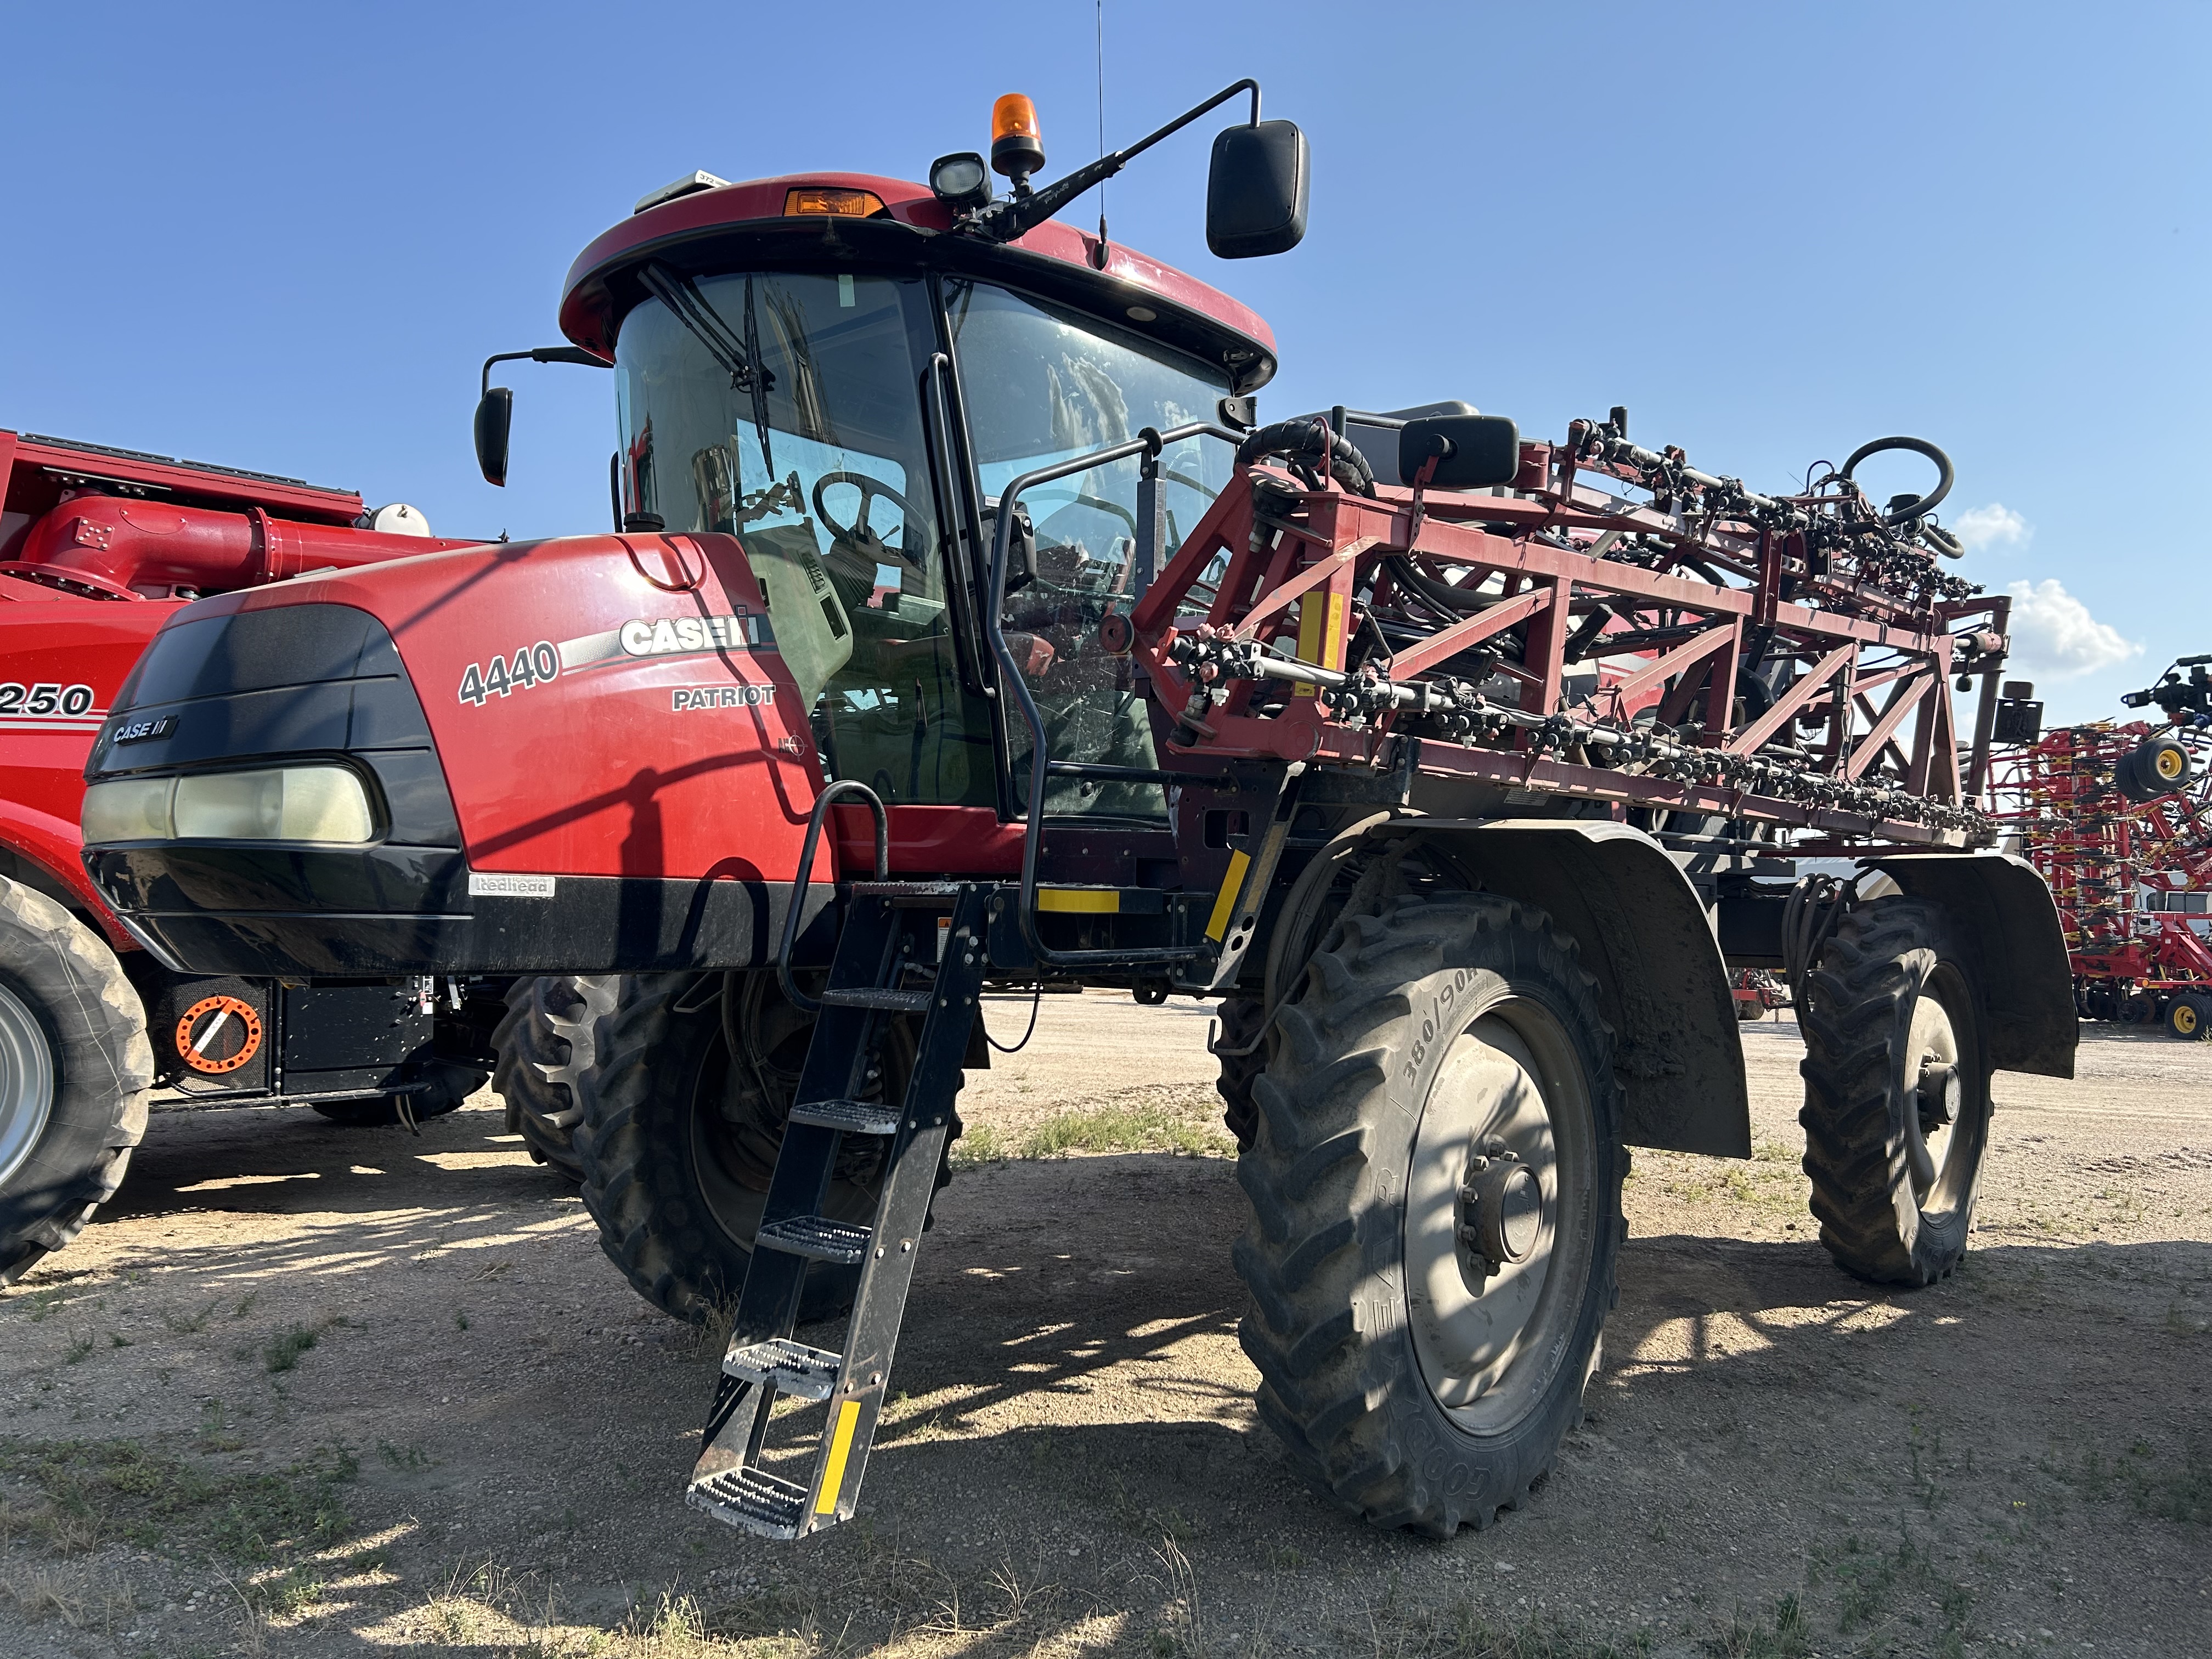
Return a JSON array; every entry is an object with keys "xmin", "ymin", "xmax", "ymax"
[
  {"xmin": 2167, "ymin": 994, "xmax": 2209, "ymax": 1041},
  {"xmin": 1799, "ymin": 898, "xmax": 1993, "ymax": 1286},
  {"xmin": 488, "ymin": 976, "xmax": 610, "ymax": 1180},
  {"xmin": 1233, "ymin": 891, "xmax": 1625, "ymax": 1536},
  {"xmin": 0, "ymin": 880, "xmax": 153, "ymax": 1288},
  {"xmin": 1212, "ymin": 995, "xmax": 1266, "ymax": 1150},
  {"xmin": 572, "ymin": 972, "xmax": 919, "ymax": 1325}
]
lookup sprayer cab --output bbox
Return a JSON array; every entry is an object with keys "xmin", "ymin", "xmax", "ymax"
[{"xmin": 82, "ymin": 83, "xmax": 1306, "ymax": 980}]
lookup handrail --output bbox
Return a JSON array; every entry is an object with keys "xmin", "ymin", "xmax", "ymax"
[
  {"xmin": 985, "ymin": 421, "xmax": 1241, "ymax": 967},
  {"xmin": 777, "ymin": 780, "xmax": 889, "ymax": 1014}
]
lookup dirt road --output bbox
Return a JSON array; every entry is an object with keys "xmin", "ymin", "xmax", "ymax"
[{"xmin": 2, "ymin": 995, "xmax": 2206, "ymax": 1658}]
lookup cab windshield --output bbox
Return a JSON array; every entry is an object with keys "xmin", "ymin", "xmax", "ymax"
[
  {"xmin": 614, "ymin": 270, "xmax": 996, "ymax": 807},
  {"xmin": 946, "ymin": 279, "xmax": 1234, "ymax": 820}
]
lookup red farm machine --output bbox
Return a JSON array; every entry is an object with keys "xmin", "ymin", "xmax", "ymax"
[
  {"xmin": 73, "ymin": 82, "xmax": 2072, "ymax": 1539},
  {"xmin": 0, "ymin": 430, "xmax": 509, "ymax": 1284},
  {"xmin": 1987, "ymin": 658, "xmax": 2212, "ymax": 1037}
]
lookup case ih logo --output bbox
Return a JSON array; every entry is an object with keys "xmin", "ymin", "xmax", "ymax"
[{"xmin": 617, "ymin": 613, "xmax": 770, "ymax": 657}]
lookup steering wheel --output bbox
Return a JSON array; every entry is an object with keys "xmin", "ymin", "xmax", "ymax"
[{"xmin": 812, "ymin": 471, "xmax": 923, "ymax": 556}]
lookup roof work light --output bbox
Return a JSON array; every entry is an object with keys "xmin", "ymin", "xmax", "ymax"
[{"xmin": 929, "ymin": 151, "xmax": 993, "ymax": 210}]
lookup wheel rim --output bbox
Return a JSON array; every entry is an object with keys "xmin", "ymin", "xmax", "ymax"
[
  {"xmin": 1404, "ymin": 1002, "xmax": 1595, "ymax": 1434},
  {"xmin": 0, "ymin": 981, "xmax": 56, "ymax": 1189},
  {"xmin": 2177, "ymin": 1002, "xmax": 2200, "ymax": 1037},
  {"xmin": 1901, "ymin": 964, "xmax": 1978, "ymax": 1212}
]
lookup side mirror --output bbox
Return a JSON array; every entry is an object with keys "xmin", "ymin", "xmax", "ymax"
[
  {"xmin": 1400, "ymin": 414, "xmax": 1521, "ymax": 490},
  {"xmin": 1206, "ymin": 120, "xmax": 1309, "ymax": 258},
  {"xmin": 474, "ymin": 386, "xmax": 513, "ymax": 487}
]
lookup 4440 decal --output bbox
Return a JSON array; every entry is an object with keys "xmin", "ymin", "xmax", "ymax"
[{"xmin": 459, "ymin": 642, "xmax": 559, "ymax": 707}]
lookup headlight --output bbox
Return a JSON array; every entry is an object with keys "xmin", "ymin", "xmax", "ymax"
[
  {"xmin": 80, "ymin": 777, "xmax": 176, "ymax": 843},
  {"xmin": 82, "ymin": 766, "xmax": 376, "ymax": 844}
]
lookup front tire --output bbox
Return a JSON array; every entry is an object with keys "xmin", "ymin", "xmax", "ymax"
[
  {"xmin": 488, "ymin": 976, "xmax": 610, "ymax": 1179},
  {"xmin": 0, "ymin": 880, "xmax": 154, "ymax": 1287},
  {"xmin": 2168, "ymin": 994, "xmax": 2209, "ymax": 1041},
  {"xmin": 1233, "ymin": 892, "xmax": 1625, "ymax": 1536},
  {"xmin": 1799, "ymin": 898, "xmax": 1993, "ymax": 1285},
  {"xmin": 572, "ymin": 972, "xmax": 918, "ymax": 1325}
]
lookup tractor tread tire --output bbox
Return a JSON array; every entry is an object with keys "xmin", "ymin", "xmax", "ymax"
[
  {"xmin": 1213, "ymin": 995, "xmax": 1267, "ymax": 1150},
  {"xmin": 571, "ymin": 973, "xmax": 930, "ymax": 1327},
  {"xmin": 490, "ymin": 975, "xmax": 611, "ymax": 1180},
  {"xmin": 0, "ymin": 880, "xmax": 153, "ymax": 1288},
  {"xmin": 1798, "ymin": 898, "xmax": 1989, "ymax": 1287},
  {"xmin": 1232, "ymin": 891, "xmax": 1626, "ymax": 1537}
]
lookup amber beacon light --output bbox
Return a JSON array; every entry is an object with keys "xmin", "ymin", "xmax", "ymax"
[{"xmin": 990, "ymin": 93, "xmax": 1045, "ymax": 187}]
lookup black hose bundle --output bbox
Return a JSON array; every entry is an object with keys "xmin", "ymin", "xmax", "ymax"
[
  {"xmin": 1237, "ymin": 419, "xmax": 1377, "ymax": 496},
  {"xmin": 1780, "ymin": 872, "xmax": 1858, "ymax": 1013}
]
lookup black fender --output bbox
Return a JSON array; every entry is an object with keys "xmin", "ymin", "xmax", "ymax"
[
  {"xmin": 1864, "ymin": 851, "xmax": 2076, "ymax": 1080},
  {"xmin": 1373, "ymin": 818, "xmax": 1750, "ymax": 1158}
]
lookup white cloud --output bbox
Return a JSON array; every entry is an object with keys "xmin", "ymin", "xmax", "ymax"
[
  {"xmin": 1952, "ymin": 503, "xmax": 2031, "ymax": 553},
  {"xmin": 2004, "ymin": 579, "xmax": 2141, "ymax": 681}
]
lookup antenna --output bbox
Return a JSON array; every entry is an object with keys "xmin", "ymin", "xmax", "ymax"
[{"xmin": 1092, "ymin": 0, "xmax": 1109, "ymax": 269}]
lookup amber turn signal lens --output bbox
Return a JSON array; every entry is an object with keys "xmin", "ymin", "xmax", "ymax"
[{"xmin": 783, "ymin": 188, "xmax": 886, "ymax": 218}]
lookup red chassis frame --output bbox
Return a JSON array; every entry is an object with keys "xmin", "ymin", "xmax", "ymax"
[{"xmin": 1129, "ymin": 429, "xmax": 2004, "ymax": 852}]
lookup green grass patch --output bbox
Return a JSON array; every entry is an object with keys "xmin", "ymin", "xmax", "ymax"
[
  {"xmin": 1350, "ymin": 1601, "xmax": 1651, "ymax": 1658},
  {"xmin": 2047, "ymin": 1440, "xmax": 2211, "ymax": 1525},
  {"xmin": 263, "ymin": 1322, "xmax": 321, "ymax": 1373},
  {"xmin": 0, "ymin": 1437, "xmax": 360, "ymax": 1565},
  {"xmin": 1702, "ymin": 1594, "xmax": 1811, "ymax": 1658},
  {"xmin": 1015, "ymin": 1103, "xmax": 1233, "ymax": 1160},
  {"xmin": 950, "ymin": 1123, "xmax": 1009, "ymax": 1167}
]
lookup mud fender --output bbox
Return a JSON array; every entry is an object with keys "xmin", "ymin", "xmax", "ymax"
[
  {"xmin": 1864, "ymin": 851, "xmax": 2076, "ymax": 1080},
  {"xmin": 1375, "ymin": 819, "xmax": 1750, "ymax": 1158}
]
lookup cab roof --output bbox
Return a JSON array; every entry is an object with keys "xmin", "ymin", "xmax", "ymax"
[{"xmin": 558, "ymin": 172, "xmax": 1278, "ymax": 394}]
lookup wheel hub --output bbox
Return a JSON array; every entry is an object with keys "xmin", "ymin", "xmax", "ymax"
[
  {"xmin": 0, "ymin": 981, "xmax": 56, "ymax": 1189},
  {"xmin": 1404, "ymin": 1009, "xmax": 1593, "ymax": 1427},
  {"xmin": 1915, "ymin": 1060, "xmax": 1960, "ymax": 1130},
  {"xmin": 1456, "ymin": 1139, "xmax": 1543, "ymax": 1276}
]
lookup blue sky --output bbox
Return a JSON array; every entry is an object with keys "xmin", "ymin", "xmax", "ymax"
[{"xmin": 4, "ymin": 2, "xmax": 2202, "ymax": 724}]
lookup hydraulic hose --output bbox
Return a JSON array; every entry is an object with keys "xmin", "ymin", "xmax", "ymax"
[
  {"xmin": 1236, "ymin": 419, "xmax": 1376, "ymax": 496},
  {"xmin": 1841, "ymin": 436, "xmax": 1955, "ymax": 526}
]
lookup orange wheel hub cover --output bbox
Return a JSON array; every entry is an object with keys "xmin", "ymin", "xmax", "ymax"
[{"xmin": 175, "ymin": 995, "xmax": 263, "ymax": 1074}]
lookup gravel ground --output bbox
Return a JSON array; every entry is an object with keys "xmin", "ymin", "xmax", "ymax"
[{"xmin": 1, "ymin": 993, "xmax": 2205, "ymax": 1658}]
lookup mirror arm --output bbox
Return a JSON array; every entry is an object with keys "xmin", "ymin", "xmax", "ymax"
[
  {"xmin": 479, "ymin": 346, "xmax": 608, "ymax": 397},
  {"xmin": 966, "ymin": 78, "xmax": 1262, "ymax": 245}
]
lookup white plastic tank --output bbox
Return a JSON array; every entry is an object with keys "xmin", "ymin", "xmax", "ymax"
[{"xmin": 366, "ymin": 503, "xmax": 433, "ymax": 537}]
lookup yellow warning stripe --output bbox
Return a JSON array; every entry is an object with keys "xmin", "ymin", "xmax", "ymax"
[
  {"xmin": 1037, "ymin": 888, "xmax": 1122, "ymax": 914},
  {"xmin": 1205, "ymin": 849, "xmax": 1252, "ymax": 943},
  {"xmin": 816, "ymin": 1398, "xmax": 862, "ymax": 1515}
]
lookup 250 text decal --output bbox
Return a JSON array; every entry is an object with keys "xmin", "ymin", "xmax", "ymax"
[
  {"xmin": 0, "ymin": 682, "xmax": 95, "ymax": 716},
  {"xmin": 459, "ymin": 643, "xmax": 559, "ymax": 708}
]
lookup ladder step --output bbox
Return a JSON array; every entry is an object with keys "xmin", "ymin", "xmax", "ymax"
[
  {"xmin": 724, "ymin": 1336, "xmax": 842, "ymax": 1400},
  {"xmin": 757, "ymin": 1215, "xmax": 872, "ymax": 1265},
  {"xmin": 820, "ymin": 986, "xmax": 934, "ymax": 1013},
  {"xmin": 687, "ymin": 1464, "xmax": 806, "ymax": 1539},
  {"xmin": 788, "ymin": 1098, "xmax": 901, "ymax": 1136},
  {"xmin": 845, "ymin": 880, "xmax": 964, "ymax": 902}
]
